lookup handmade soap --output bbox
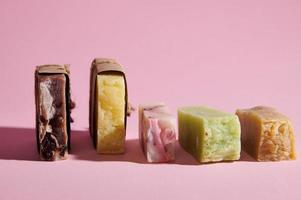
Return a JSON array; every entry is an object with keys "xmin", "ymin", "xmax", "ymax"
[
  {"xmin": 178, "ymin": 106, "xmax": 241, "ymax": 163},
  {"xmin": 236, "ymin": 106, "xmax": 296, "ymax": 161},
  {"xmin": 139, "ymin": 103, "xmax": 176, "ymax": 163},
  {"xmin": 89, "ymin": 58, "xmax": 128, "ymax": 154},
  {"xmin": 35, "ymin": 65, "xmax": 71, "ymax": 161}
]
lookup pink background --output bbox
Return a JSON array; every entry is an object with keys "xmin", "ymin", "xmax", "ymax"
[{"xmin": 1, "ymin": 0, "xmax": 301, "ymax": 199}]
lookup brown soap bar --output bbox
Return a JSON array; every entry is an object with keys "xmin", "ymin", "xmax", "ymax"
[
  {"xmin": 236, "ymin": 106, "xmax": 296, "ymax": 161},
  {"xmin": 89, "ymin": 58, "xmax": 128, "ymax": 152},
  {"xmin": 35, "ymin": 65, "xmax": 71, "ymax": 161}
]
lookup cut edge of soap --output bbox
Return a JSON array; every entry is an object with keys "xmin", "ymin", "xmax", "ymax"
[
  {"xmin": 236, "ymin": 106, "xmax": 297, "ymax": 162},
  {"xmin": 95, "ymin": 74, "xmax": 126, "ymax": 154}
]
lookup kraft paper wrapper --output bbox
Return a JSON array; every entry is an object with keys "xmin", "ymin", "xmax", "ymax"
[
  {"xmin": 89, "ymin": 58, "xmax": 128, "ymax": 148},
  {"xmin": 34, "ymin": 64, "xmax": 71, "ymax": 152}
]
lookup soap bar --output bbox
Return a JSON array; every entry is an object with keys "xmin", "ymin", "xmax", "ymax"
[
  {"xmin": 236, "ymin": 106, "xmax": 296, "ymax": 161},
  {"xmin": 89, "ymin": 58, "xmax": 128, "ymax": 154},
  {"xmin": 35, "ymin": 65, "xmax": 71, "ymax": 161},
  {"xmin": 178, "ymin": 106, "xmax": 241, "ymax": 163},
  {"xmin": 139, "ymin": 103, "xmax": 176, "ymax": 163}
]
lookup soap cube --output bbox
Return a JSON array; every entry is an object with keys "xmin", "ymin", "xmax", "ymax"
[
  {"xmin": 89, "ymin": 58, "xmax": 128, "ymax": 154},
  {"xmin": 236, "ymin": 106, "xmax": 296, "ymax": 161},
  {"xmin": 178, "ymin": 106, "xmax": 241, "ymax": 163},
  {"xmin": 35, "ymin": 65, "xmax": 71, "ymax": 161},
  {"xmin": 139, "ymin": 103, "xmax": 176, "ymax": 163}
]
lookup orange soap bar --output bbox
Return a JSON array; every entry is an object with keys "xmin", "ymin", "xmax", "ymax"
[{"xmin": 236, "ymin": 106, "xmax": 296, "ymax": 161}]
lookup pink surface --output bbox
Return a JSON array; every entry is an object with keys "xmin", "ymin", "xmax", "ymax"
[{"xmin": 0, "ymin": 0, "xmax": 300, "ymax": 199}]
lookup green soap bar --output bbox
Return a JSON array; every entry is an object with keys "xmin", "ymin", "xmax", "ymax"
[{"xmin": 178, "ymin": 106, "xmax": 241, "ymax": 163}]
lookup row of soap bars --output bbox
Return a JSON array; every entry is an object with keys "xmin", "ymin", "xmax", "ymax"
[{"xmin": 34, "ymin": 58, "xmax": 296, "ymax": 162}]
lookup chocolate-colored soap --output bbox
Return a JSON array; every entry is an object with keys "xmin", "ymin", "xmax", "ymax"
[{"xmin": 35, "ymin": 65, "xmax": 71, "ymax": 161}]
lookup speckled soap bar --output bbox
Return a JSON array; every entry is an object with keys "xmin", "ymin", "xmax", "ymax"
[
  {"xmin": 35, "ymin": 65, "xmax": 71, "ymax": 161},
  {"xmin": 139, "ymin": 103, "xmax": 176, "ymax": 163},
  {"xmin": 89, "ymin": 58, "xmax": 128, "ymax": 154},
  {"xmin": 236, "ymin": 106, "xmax": 296, "ymax": 161},
  {"xmin": 178, "ymin": 106, "xmax": 241, "ymax": 163}
]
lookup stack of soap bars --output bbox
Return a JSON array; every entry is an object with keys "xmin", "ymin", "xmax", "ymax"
[
  {"xmin": 34, "ymin": 59, "xmax": 297, "ymax": 163},
  {"xmin": 35, "ymin": 65, "xmax": 71, "ymax": 161}
]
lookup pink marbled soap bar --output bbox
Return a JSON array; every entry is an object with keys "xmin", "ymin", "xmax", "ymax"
[{"xmin": 139, "ymin": 103, "xmax": 176, "ymax": 163}]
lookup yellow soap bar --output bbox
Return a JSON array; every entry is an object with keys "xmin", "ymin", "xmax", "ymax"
[
  {"xmin": 236, "ymin": 106, "xmax": 296, "ymax": 161},
  {"xmin": 96, "ymin": 74, "xmax": 126, "ymax": 154}
]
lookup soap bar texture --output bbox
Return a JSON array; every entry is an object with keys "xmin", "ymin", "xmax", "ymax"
[
  {"xmin": 139, "ymin": 103, "xmax": 176, "ymax": 163},
  {"xmin": 96, "ymin": 74, "xmax": 125, "ymax": 153},
  {"xmin": 35, "ymin": 65, "xmax": 71, "ymax": 161},
  {"xmin": 236, "ymin": 106, "xmax": 296, "ymax": 161},
  {"xmin": 89, "ymin": 58, "xmax": 128, "ymax": 154},
  {"xmin": 178, "ymin": 106, "xmax": 241, "ymax": 163}
]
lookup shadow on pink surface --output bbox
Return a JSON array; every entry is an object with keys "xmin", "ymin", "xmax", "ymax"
[
  {"xmin": 70, "ymin": 130, "xmax": 256, "ymax": 163},
  {"xmin": 0, "ymin": 127, "xmax": 39, "ymax": 161},
  {"xmin": 70, "ymin": 130, "xmax": 147, "ymax": 163},
  {"xmin": 0, "ymin": 127, "xmax": 255, "ymax": 163},
  {"xmin": 70, "ymin": 130, "xmax": 200, "ymax": 165}
]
